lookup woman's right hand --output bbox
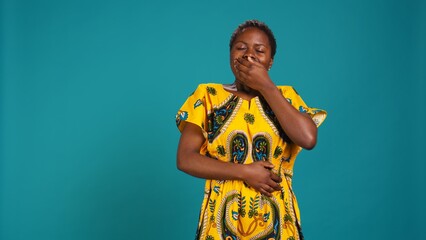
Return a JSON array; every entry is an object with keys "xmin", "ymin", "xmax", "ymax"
[{"xmin": 241, "ymin": 161, "xmax": 282, "ymax": 197}]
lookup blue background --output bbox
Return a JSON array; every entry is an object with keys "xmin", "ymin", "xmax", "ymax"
[{"xmin": 1, "ymin": 0, "xmax": 425, "ymax": 239}]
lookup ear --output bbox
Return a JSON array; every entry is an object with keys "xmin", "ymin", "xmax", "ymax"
[{"xmin": 268, "ymin": 58, "xmax": 274, "ymax": 71}]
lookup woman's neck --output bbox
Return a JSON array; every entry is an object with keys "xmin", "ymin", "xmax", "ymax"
[
  {"xmin": 235, "ymin": 81, "xmax": 259, "ymax": 96},
  {"xmin": 225, "ymin": 81, "xmax": 260, "ymax": 101}
]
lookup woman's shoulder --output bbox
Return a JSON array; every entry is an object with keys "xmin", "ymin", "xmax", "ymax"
[
  {"xmin": 276, "ymin": 85, "xmax": 308, "ymax": 105},
  {"xmin": 195, "ymin": 83, "xmax": 224, "ymax": 89},
  {"xmin": 276, "ymin": 85, "xmax": 299, "ymax": 95},
  {"xmin": 191, "ymin": 83, "xmax": 227, "ymax": 95}
]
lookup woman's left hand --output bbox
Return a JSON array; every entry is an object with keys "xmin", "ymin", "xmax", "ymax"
[{"xmin": 234, "ymin": 56, "xmax": 274, "ymax": 92}]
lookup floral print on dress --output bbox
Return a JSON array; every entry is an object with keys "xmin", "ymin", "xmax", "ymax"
[{"xmin": 176, "ymin": 83, "xmax": 326, "ymax": 240}]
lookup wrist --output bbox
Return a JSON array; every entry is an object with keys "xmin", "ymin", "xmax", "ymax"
[
  {"xmin": 234, "ymin": 164, "xmax": 247, "ymax": 181},
  {"xmin": 259, "ymin": 80, "xmax": 277, "ymax": 96}
]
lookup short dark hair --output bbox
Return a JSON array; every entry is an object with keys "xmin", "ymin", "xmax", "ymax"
[{"xmin": 229, "ymin": 19, "xmax": 277, "ymax": 59}]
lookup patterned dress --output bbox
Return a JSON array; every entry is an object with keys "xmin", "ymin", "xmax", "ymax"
[{"xmin": 176, "ymin": 83, "xmax": 326, "ymax": 240}]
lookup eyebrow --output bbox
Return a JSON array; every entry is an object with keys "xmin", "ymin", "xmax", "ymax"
[{"xmin": 234, "ymin": 41, "xmax": 267, "ymax": 47}]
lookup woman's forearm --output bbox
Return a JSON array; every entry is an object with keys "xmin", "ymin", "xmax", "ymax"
[
  {"xmin": 177, "ymin": 119, "xmax": 283, "ymax": 196},
  {"xmin": 259, "ymin": 85, "xmax": 318, "ymax": 149},
  {"xmin": 177, "ymin": 150, "xmax": 245, "ymax": 180}
]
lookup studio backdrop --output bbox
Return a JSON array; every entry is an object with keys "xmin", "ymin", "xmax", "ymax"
[{"xmin": 1, "ymin": 0, "xmax": 425, "ymax": 239}]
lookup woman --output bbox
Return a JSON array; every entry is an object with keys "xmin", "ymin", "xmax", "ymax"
[{"xmin": 176, "ymin": 20, "xmax": 326, "ymax": 240}]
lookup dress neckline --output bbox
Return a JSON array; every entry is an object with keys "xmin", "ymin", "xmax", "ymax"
[{"xmin": 221, "ymin": 84, "xmax": 259, "ymax": 102}]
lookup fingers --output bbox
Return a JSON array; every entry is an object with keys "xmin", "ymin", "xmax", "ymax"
[
  {"xmin": 270, "ymin": 172, "xmax": 282, "ymax": 183},
  {"xmin": 234, "ymin": 58, "xmax": 251, "ymax": 74},
  {"xmin": 268, "ymin": 178, "xmax": 282, "ymax": 191},
  {"xmin": 238, "ymin": 56, "xmax": 264, "ymax": 68},
  {"xmin": 257, "ymin": 160, "xmax": 274, "ymax": 169},
  {"xmin": 233, "ymin": 58, "xmax": 248, "ymax": 82},
  {"xmin": 256, "ymin": 161, "xmax": 283, "ymax": 183},
  {"xmin": 259, "ymin": 172, "xmax": 283, "ymax": 195},
  {"xmin": 259, "ymin": 184, "xmax": 273, "ymax": 197},
  {"xmin": 234, "ymin": 67, "xmax": 248, "ymax": 80},
  {"xmin": 234, "ymin": 56, "xmax": 261, "ymax": 71},
  {"xmin": 263, "ymin": 162, "xmax": 282, "ymax": 191},
  {"xmin": 236, "ymin": 57, "xmax": 252, "ymax": 68},
  {"xmin": 259, "ymin": 183, "xmax": 282, "ymax": 197},
  {"xmin": 233, "ymin": 57, "xmax": 269, "ymax": 88},
  {"xmin": 244, "ymin": 161, "xmax": 283, "ymax": 197},
  {"xmin": 251, "ymin": 181, "xmax": 282, "ymax": 197},
  {"xmin": 246, "ymin": 56, "xmax": 256, "ymax": 63}
]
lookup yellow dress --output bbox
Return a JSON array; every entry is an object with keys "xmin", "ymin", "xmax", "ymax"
[{"xmin": 176, "ymin": 83, "xmax": 326, "ymax": 240}]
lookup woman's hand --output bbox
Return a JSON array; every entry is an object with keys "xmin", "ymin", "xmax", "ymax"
[
  {"xmin": 234, "ymin": 56, "xmax": 318, "ymax": 150},
  {"xmin": 241, "ymin": 161, "xmax": 282, "ymax": 197},
  {"xmin": 178, "ymin": 123, "xmax": 283, "ymax": 197},
  {"xmin": 234, "ymin": 56, "xmax": 274, "ymax": 92}
]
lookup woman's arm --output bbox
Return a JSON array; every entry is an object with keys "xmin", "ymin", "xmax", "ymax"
[
  {"xmin": 259, "ymin": 85, "xmax": 317, "ymax": 149},
  {"xmin": 235, "ymin": 57, "xmax": 318, "ymax": 149},
  {"xmin": 177, "ymin": 122, "xmax": 282, "ymax": 197}
]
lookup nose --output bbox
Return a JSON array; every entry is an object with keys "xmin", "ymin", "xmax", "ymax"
[
  {"xmin": 243, "ymin": 49, "xmax": 255, "ymax": 59},
  {"xmin": 243, "ymin": 50, "xmax": 258, "ymax": 62}
]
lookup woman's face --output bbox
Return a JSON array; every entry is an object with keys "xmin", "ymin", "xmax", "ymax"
[{"xmin": 230, "ymin": 27, "xmax": 273, "ymax": 76}]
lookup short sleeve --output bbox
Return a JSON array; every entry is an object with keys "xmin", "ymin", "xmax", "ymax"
[
  {"xmin": 283, "ymin": 87, "xmax": 327, "ymax": 127},
  {"xmin": 176, "ymin": 84, "xmax": 208, "ymax": 133}
]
